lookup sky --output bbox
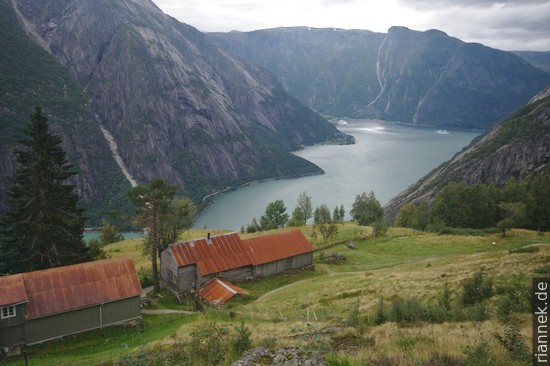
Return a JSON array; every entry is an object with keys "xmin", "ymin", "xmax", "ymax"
[{"xmin": 151, "ymin": 0, "xmax": 550, "ymax": 51}]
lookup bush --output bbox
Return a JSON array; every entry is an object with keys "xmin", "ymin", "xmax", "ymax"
[
  {"xmin": 493, "ymin": 323, "xmax": 530, "ymax": 363},
  {"xmin": 232, "ymin": 321, "xmax": 252, "ymax": 357},
  {"xmin": 495, "ymin": 276, "xmax": 531, "ymax": 321},
  {"xmin": 509, "ymin": 246, "xmax": 539, "ymax": 254},
  {"xmin": 462, "ymin": 337, "xmax": 492, "ymax": 366},
  {"xmin": 459, "ymin": 269, "xmax": 494, "ymax": 306}
]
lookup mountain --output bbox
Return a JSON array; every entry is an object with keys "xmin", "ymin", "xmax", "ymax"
[
  {"xmin": 514, "ymin": 51, "xmax": 550, "ymax": 73},
  {"xmin": 0, "ymin": 1, "xmax": 132, "ymax": 222},
  {"xmin": 383, "ymin": 85, "xmax": 550, "ymax": 220},
  {"xmin": 210, "ymin": 27, "xmax": 550, "ymax": 129},
  {"xmin": 0, "ymin": 0, "xmax": 349, "ymax": 222}
]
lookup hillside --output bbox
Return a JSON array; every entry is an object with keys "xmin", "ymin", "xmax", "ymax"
[
  {"xmin": 1, "ymin": 0, "xmax": 349, "ymax": 222},
  {"xmin": 3, "ymin": 225, "xmax": 546, "ymax": 365},
  {"xmin": 211, "ymin": 26, "xmax": 550, "ymax": 129},
  {"xmin": 514, "ymin": 50, "xmax": 550, "ymax": 73},
  {"xmin": 384, "ymin": 85, "xmax": 550, "ymax": 219},
  {"xmin": 0, "ymin": 1, "xmax": 132, "ymax": 221}
]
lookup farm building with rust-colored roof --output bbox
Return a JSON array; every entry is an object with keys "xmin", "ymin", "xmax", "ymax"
[
  {"xmin": 160, "ymin": 230, "xmax": 313, "ymax": 305},
  {"xmin": 243, "ymin": 230, "xmax": 314, "ymax": 278},
  {"xmin": 0, "ymin": 257, "xmax": 142, "ymax": 349}
]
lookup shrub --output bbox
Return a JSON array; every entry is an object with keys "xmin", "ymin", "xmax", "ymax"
[
  {"xmin": 462, "ymin": 336, "xmax": 492, "ymax": 366},
  {"xmin": 372, "ymin": 299, "xmax": 387, "ymax": 325},
  {"xmin": 493, "ymin": 323, "xmax": 531, "ymax": 363},
  {"xmin": 509, "ymin": 246, "xmax": 539, "ymax": 254},
  {"xmin": 459, "ymin": 269, "xmax": 494, "ymax": 306},
  {"xmin": 232, "ymin": 321, "xmax": 253, "ymax": 357}
]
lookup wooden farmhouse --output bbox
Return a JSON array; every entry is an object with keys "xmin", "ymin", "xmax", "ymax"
[
  {"xmin": 160, "ymin": 230, "xmax": 314, "ymax": 304},
  {"xmin": 0, "ymin": 257, "xmax": 142, "ymax": 349}
]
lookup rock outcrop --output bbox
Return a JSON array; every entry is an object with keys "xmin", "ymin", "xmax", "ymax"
[{"xmin": 384, "ymin": 85, "xmax": 550, "ymax": 220}]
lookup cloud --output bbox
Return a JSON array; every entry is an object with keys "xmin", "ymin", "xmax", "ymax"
[
  {"xmin": 398, "ymin": 0, "xmax": 549, "ymax": 9},
  {"xmin": 152, "ymin": 0, "xmax": 550, "ymax": 51},
  {"xmin": 411, "ymin": 1, "xmax": 550, "ymax": 50}
]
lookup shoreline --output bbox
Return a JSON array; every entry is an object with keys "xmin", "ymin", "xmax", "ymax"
[{"xmin": 196, "ymin": 169, "xmax": 325, "ymax": 218}]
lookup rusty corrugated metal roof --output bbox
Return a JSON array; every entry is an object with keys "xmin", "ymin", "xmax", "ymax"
[
  {"xmin": 197, "ymin": 278, "xmax": 248, "ymax": 307},
  {"xmin": 0, "ymin": 274, "xmax": 28, "ymax": 307},
  {"xmin": 242, "ymin": 230, "xmax": 313, "ymax": 265},
  {"xmin": 20, "ymin": 257, "xmax": 142, "ymax": 319},
  {"xmin": 169, "ymin": 232, "xmax": 253, "ymax": 276}
]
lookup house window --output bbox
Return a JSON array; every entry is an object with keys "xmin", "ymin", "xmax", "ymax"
[{"xmin": 1, "ymin": 305, "xmax": 16, "ymax": 319}]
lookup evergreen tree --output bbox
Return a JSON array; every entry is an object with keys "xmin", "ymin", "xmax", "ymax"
[
  {"xmin": 0, "ymin": 107, "xmax": 89, "ymax": 273},
  {"xmin": 129, "ymin": 178, "xmax": 194, "ymax": 292}
]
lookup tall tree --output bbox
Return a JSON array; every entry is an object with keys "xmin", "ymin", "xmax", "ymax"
[
  {"xmin": 0, "ymin": 107, "xmax": 89, "ymax": 273},
  {"xmin": 288, "ymin": 192, "xmax": 313, "ymax": 227},
  {"xmin": 129, "ymin": 178, "xmax": 195, "ymax": 292},
  {"xmin": 313, "ymin": 204, "xmax": 332, "ymax": 224},
  {"xmin": 350, "ymin": 191, "xmax": 383, "ymax": 226}
]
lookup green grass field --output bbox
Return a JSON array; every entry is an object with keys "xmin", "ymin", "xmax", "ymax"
[{"xmin": 2, "ymin": 225, "xmax": 547, "ymax": 365}]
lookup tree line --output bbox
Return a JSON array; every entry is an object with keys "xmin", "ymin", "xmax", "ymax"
[{"xmin": 395, "ymin": 177, "xmax": 550, "ymax": 234}]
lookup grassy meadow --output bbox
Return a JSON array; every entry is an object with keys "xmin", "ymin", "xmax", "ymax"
[{"xmin": 2, "ymin": 224, "xmax": 547, "ymax": 365}]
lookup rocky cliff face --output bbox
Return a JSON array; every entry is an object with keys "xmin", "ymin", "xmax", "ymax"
[
  {"xmin": 384, "ymin": 85, "xmax": 550, "ymax": 220},
  {"xmin": 0, "ymin": 1, "xmax": 131, "ymax": 222},
  {"xmin": 211, "ymin": 27, "xmax": 550, "ymax": 129},
  {"xmin": 2, "ymin": 0, "xmax": 347, "ymax": 220}
]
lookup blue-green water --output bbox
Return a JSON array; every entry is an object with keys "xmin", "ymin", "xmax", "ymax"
[
  {"xmin": 194, "ymin": 119, "xmax": 480, "ymax": 230},
  {"xmin": 83, "ymin": 231, "xmax": 143, "ymax": 242}
]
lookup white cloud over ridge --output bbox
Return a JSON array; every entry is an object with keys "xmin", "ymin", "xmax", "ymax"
[{"xmin": 153, "ymin": 0, "xmax": 550, "ymax": 51}]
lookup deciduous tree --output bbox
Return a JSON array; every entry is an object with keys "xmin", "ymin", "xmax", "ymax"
[
  {"xmin": 260, "ymin": 200, "xmax": 288, "ymax": 230},
  {"xmin": 350, "ymin": 191, "xmax": 383, "ymax": 226}
]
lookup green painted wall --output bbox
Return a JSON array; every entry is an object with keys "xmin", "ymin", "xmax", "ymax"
[
  {"xmin": 25, "ymin": 296, "xmax": 140, "ymax": 345},
  {"xmin": 0, "ymin": 304, "xmax": 26, "ymax": 348}
]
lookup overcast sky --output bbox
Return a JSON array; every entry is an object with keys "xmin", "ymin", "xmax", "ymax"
[{"xmin": 151, "ymin": 0, "xmax": 550, "ymax": 51}]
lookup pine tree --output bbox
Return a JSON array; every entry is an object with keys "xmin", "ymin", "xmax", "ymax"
[
  {"xmin": 0, "ymin": 107, "xmax": 89, "ymax": 274},
  {"xmin": 129, "ymin": 178, "xmax": 175, "ymax": 292}
]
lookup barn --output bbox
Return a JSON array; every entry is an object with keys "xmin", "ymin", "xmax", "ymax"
[
  {"xmin": 243, "ymin": 230, "xmax": 314, "ymax": 278},
  {"xmin": 160, "ymin": 232, "xmax": 254, "ymax": 296},
  {"xmin": 160, "ymin": 230, "xmax": 314, "ymax": 302},
  {"xmin": 0, "ymin": 257, "xmax": 142, "ymax": 349}
]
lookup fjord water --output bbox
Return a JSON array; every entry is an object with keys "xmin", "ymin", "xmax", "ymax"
[{"xmin": 194, "ymin": 119, "xmax": 480, "ymax": 230}]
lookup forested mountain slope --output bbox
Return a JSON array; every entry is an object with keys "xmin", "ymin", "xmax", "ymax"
[{"xmin": 384, "ymin": 85, "xmax": 550, "ymax": 219}]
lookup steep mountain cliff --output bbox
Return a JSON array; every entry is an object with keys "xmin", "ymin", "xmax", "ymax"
[
  {"xmin": 211, "ymin": 27, "xmax": 550, "ymax": 129},
  {"xmin": 0, "ymin": 1, "xmax": 132, "ymax": 222},
  {"xmin": 211, "ymin": 27, "xmax": 385, "ymax": 118},
  {"xmin": 1, "ymin": 0, "xmax": 348, "ymax": 221},
  {"xmin": 384, "ymin": 85, "xmax": 550, "ymax": 220}
]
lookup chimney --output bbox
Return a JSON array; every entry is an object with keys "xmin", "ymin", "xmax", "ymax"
[{"xmin": 206, "ymin": 232, "xmax": 212, "ymax": 244}]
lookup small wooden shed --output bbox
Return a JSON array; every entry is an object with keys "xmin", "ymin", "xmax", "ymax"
[{"xmin": 0, "ymin": 257, "xmax": 142, "ymax": 349}]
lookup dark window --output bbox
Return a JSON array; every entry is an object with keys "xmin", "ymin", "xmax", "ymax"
[{"xmin": 1, "ymin": 305, "xmax": 16, "ymax": 319}]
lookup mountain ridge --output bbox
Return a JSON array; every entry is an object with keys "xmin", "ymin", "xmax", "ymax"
[
  {"xmin": 210, "ymin": 26, "xmax": 550, "ymax": 129},
  {"xmin": 1, "ymin": 0, "xmax": 349, "ymax": 222}
]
